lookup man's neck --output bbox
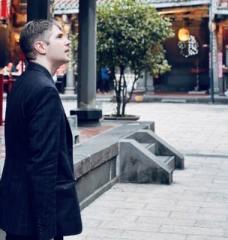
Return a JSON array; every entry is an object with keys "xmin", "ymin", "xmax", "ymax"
[{"xmin": 30, "ymin": 59, "xmax": 57, "ymax": 76}]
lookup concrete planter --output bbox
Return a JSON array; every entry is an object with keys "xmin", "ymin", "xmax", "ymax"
[{"xmin": 103, "ymin": 114, "xmax": 140, "ymax": 121}]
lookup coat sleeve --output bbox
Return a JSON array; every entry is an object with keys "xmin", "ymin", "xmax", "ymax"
[{"xmin": 26, "ymin": 87, "xmax": 62, "ymax": 240}]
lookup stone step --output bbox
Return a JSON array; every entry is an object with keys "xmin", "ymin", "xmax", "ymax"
[
  {"xmin": 142, "ymin": 143, "xmax": 175, "ymax": 171},
  {"xmin": 127, "ymin": 130, "xmax": 184, "ymax": 169},
  {"xmin": 119, "ymin": 139, "xmax": 173, "ymax": 184},
  {"xmin": 157, "ymin": 155, "xmax": 175, "ymax": 171},
  {"xmin": 142, "ymin": 143, "xmax": 156, "ymax": 154}
]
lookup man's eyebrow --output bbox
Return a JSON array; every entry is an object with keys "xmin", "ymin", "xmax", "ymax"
[{"xmin": 56, "ymin": 32, "xmax": 64, "ymax": 37}]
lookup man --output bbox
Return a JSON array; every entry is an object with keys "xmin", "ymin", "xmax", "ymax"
[{"xmin": 0, "ymin": 20, "xmax": 82, "ymax": 240}]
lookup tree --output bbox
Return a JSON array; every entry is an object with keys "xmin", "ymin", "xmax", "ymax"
[{"xmin": 97, "ymin": 0, "xmax": 174, "ymax": 116}]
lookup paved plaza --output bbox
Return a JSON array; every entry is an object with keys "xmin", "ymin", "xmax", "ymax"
[
  {"xmin": 64, "ymin": 102, "xmax": 228, "ymax": 240},
  {"xmin": 1, "ymin": 100, "xmax": 228, "ymax": 239}
]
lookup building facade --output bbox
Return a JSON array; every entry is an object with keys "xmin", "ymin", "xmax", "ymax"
[
  {"xmin": 142, "ymin": 0, "xmax": 227, "ymax": 94},
  {"xmin": 0, "ymin": 0, "xmax": 227, "ymax": 94},
  {"xmin": 53, "ymin": 0, "xmax": 228, "ymax": 94}
]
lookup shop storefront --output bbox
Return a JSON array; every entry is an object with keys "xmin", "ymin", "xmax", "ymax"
[{"xmin": 147, "ymin": 1, "xmax": 211, "ymax": 93}]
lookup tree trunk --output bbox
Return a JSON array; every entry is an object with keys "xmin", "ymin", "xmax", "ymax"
[
  {"xmin": 121, "ymin": 101, "xmax": 127, "ymax": 116},
  {"xmin": 115, "ymin": 75, "xmax": 121, "ymax": 116},
  {"xmin": 115, "ymin": 66, "xmax": 125, "ymax": 116},
  {"xmin": 121, "ymin": 72, "xmax": 127, "ymax": 116},
  {"xmin": 126, "ymin": 72, "xmax": 140, "ymax": 104}
]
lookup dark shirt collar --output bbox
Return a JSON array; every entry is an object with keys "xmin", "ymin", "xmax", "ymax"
[{"xmin": 27, "ymin": 62, "xmax": 53, "ymax": 80}]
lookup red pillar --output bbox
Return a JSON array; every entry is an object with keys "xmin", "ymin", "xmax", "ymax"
[
  {"xmin": 1, "ymin": 0, "xmax": 8, "ymax": 18},
  {"xmin": 0, "ymin": 75, "xmax": 3, "ymax": 126}
]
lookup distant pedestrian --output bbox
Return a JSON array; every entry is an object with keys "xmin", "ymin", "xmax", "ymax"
[
  {"xmin": 0, "ymin": 20, "xmax": 82, "ymax": 240},
  {"xmin": 100, "ymin": 67, "xmax": 110, "ymax": 93}
]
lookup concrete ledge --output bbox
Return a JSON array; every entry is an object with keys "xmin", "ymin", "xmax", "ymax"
[
  {"xmin": 73, "ymin": 121, "xmax": 154, "ymax": 208},
  {"xmin": 80, "ymin": 177, "xmax": 118, "ymax": 209}
]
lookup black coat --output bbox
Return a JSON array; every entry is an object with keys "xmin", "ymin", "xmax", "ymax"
[{"xmin": 0, "ymin": 62, "xmax": 82, "ymax": 240}]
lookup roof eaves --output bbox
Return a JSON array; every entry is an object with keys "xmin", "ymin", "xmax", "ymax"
[
  {"xmin": 147, "ymin": 0, "xmax": 210, "ymax": 8},
  {"xmin": 53, "ymin": 0, "xmax": 211, "ymax": 15},
  {"xmin": 54, "ymin": 9, "xmax": 79, "ymax": 15},
  {"xmin": 215, "ymin": 9, "xmax": 228, "ymax": 15},
  {"xmin": 53, "ymin": 0, "xmax": 79, "ymax": 15}
]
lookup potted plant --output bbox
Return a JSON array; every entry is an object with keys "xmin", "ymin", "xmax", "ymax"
[{"xmin": 97, "ymin": 0, "xmax": 174, "ymax": 119}]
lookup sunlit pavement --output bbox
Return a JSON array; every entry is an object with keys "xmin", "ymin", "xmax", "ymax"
[
  {"xmin": 1, "ymin": 98, "xmax": 228, "ymax": 239},
  {"xmin": 65, "ymin": 102, "xmax": 228, "ymax": 240}
]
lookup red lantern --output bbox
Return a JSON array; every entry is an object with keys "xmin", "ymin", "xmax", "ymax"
[{"xmin": 1, "ymin": 0, "xmax": 9, "ymax": 19}]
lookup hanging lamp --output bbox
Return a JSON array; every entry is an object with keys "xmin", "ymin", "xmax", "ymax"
[{"xmin": 178, "ymin": 27, "xmax": 190, "ymax": 42}]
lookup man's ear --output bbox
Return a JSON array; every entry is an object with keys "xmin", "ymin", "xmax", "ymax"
[{"xmin": 33, "ymin": 41, "xmax": 47, "ymax": 55}]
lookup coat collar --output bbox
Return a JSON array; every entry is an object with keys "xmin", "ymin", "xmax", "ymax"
[{"xmin": 27, "ymin": 62, "xmax": 53, "ymax": 80}]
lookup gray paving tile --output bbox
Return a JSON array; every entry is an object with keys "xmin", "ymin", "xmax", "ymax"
[
  {"xmin": 137, "ymin": 216, "xmax": 195, "ymax": 226},
  {"xmin": 169, "ymin": 211, "xmax": 227, "ymax": 221},
  {"xmin": 99, "ymin": 220, "xmax": 160, "ymax": 232},
  {"xmin": 186, "ymin": 236, "xmax": 228, "ymax": 240},
  {"xmin": 114, "ymin": 208, "xmax": 170, "ymax": 218},
  {"xmin": 195, "ymin": 219, "xmax": 228, "ymax": 228},
  {"xmin": 122, "ymin": 231, "xmax": 187, "ymax": 240},
  {"xmin": 160, "ymin": 225, "xmax": 224, "ymax": 237}
]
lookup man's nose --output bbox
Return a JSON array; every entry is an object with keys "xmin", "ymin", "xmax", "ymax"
[{"xmin": 65, "ymin": 38, "xmax": 70, "ymax": 46}]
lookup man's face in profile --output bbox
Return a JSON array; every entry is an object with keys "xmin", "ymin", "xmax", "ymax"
[{"xmin": 45, "ymin": 24, "xmax": 71, "ymax": 67}]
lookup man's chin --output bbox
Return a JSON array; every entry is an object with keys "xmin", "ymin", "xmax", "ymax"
[{"xmin": 61, "ymin": 58, "xmax": 70, "ymax": 64}]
